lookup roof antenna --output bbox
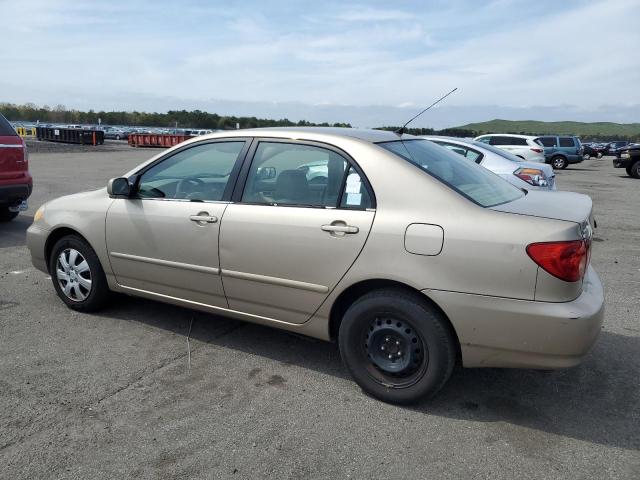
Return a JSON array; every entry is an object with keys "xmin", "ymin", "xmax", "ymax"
[{"xmin": 395, "ymin": 87, "xmax": 458, "ymax": 135}]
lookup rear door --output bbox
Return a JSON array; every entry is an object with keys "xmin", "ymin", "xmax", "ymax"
[{"xmin": 219, "ymin": 139, "xmax": 375, "ymax": 324}]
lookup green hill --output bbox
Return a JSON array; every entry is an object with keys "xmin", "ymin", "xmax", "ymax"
[{"xmin": 454, "ymin": 119, "xmax": 640, "ymax": 141}]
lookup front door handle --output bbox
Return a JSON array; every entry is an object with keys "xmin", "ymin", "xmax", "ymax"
[
  {"xmin": 321, "ymin": 224, "xmax": 359, "ymax": 234},
  {"xmin": 190, "ymin": 213, "xmax": 218, "ymax": 224}
]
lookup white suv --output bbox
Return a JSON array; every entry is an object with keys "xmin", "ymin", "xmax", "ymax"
[{"xmin": 474, "ymin": 134, "xmax": 545, "ymax": 163}]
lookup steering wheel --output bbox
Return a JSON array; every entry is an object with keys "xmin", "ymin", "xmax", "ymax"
[{"xmin": 175, "ymin": 177, "xmax": 205, "ymax": 199}]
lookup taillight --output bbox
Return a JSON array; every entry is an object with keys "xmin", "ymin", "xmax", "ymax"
[
  {"xmin": 526, "ymin": 240, "xmax": 589, "ymax": 282},
  {"xmin": 530, "ymin": 148, "xmax": 544, "ymax": 153},
  {"xmin": 514, "ymin": 167, "xmax": 548, "ymax": 187}
]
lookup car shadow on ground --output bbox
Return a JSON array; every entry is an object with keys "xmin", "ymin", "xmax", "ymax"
[
  {"xmin": 0, "ymin": 215, "xmax": 32, "ymax": 248},
  {"xmin": 105, "ymin": 295, "xmax": 639, "ymax": 452}
]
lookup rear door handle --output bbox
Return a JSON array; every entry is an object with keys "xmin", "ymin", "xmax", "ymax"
[
  {"xmin": 190, "ymin": 214, "xmax": 218, "ymax": 224},
  {"xmin": 321, "ymin": 224, "xmax": 359, "ymax": 234}
]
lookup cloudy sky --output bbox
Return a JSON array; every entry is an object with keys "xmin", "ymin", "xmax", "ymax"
[{"xmin": 1, "ymin": 0, "xmax": 639, "ymax": 128}]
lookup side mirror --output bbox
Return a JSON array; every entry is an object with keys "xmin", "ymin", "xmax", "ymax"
[
  {"xmin": 257, "ymin": 166, "xmax": 276, "ymax": 180},
  {"xmin": 107, "ymin": 177, "xmax": 132, "ymax": 197}
]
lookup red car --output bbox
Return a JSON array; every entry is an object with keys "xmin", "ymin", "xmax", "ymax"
[{"xmin": 0, "ymin": 113, "xmax": 32, "ymax": 221}]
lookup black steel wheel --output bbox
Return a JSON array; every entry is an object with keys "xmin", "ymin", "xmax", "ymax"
[{"xmin": 339, "ymin": 288, "xmax": 457, "ymax": 404}]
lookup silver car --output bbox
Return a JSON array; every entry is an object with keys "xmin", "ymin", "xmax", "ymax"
[
  {"xmin": 423, "ymin": 136, "xmax": 557, "ymax": 191},
  {"xmin": 27, "ymin": 128, "xmax": 604, "ymax": 404}
]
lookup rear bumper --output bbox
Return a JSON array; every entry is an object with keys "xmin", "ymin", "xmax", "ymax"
[
  {"xmin": 425, "ymin": 266, "xmax": 604, "ymax": 369},
  {"xmin": 0, "ymin": 182, "xmax": 32, "ymax": 204},
  {"xmin": 26, "ymin": 224, "xmax": 49, "ymax": 273}
]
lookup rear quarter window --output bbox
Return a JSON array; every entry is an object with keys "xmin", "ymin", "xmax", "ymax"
[
  {"xmin": 0, "ymin": 114, "xmax": 18, "ymax": 136},
  {"xmin": 559, "ymin": 137, "xmax": 575, "ymax": 147}
]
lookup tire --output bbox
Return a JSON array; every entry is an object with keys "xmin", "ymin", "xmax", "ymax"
[
  {"xmin": 338, "ymin": 288, "xmax": 457, "ymax": 404},
  {"xmin": 583, "ymin": 154, "xmax": 591, "ymax": 160},
  {"xmin": 0, "ymin": 207, "xmax": 19, "ymax": 222},
  {"xmin": 116, "ymin": 135, "xmax": 121, "ymax": 140},
  {"xmin": 551, "ymin": 156, "xmax": 568, "ymax": 169},
  {"xmin": 49, "ymin": 235, "xmax": 110, "ymax": 312},
  {"xmin": 597, "ymin": 153, "xmax": 603, "ymax": 159},
  {"xmin": 631, "ymin": 162, "xmax": 640, "ymax": 179}
]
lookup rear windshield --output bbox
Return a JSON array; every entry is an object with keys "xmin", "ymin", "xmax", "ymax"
[
  {"xmin": 378, "ymin": 139, "xmax": 524, "ymax": 207},
  {"xmin": 0, "ymin": 114, "xmax": 17, "ymax": 136}
]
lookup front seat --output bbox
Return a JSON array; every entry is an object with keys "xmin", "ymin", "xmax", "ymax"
[{"xmin": 274, "ymin": 170, "xmax": 310, "ymax": 204}]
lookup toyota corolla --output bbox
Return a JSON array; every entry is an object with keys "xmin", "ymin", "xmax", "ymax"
[{"xmin": 27, "ymin": 128, "xmax": 604, "ymax": 404}]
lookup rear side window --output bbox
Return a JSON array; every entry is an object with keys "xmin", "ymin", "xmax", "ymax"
[
  {"xmin": 538, "ymin": 137, "xmax": 557, "ymax": 147},
  {"xmin": 0, "ymin": 114, "xmax": 17, "ymax": 136},
  {"xmin": 241, "ymin": 142, "xmax": 372, "ymax": 209},
  {"xmin": 559, "ymin": 137, "xmax": 575, "ymax": 147},
  {"xmin": 379, "ymin": 139, "xmax": 524, "ymax": 207},
  {"xmin": 490, "ymin": 136, "xmax": 527, "ymax": 146},
  {"xmin": 433, "ymin": 141, "xmax": 483, "ymax": 164}
]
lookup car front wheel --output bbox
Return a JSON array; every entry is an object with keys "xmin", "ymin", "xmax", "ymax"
[
  {"xmin": 49, "ymin": 235, "xmax": 110, "ymax": 311},
  {"xmin": 630, "ymin": 162, "xmax": 640, "ymax": 179},
  {"xmin": 338, "ymin": 289, "xmax": 457, "ymax": 404},
  {"xmin": 552, "ymin": 156, "xmax": 568, "ymax": 169}
]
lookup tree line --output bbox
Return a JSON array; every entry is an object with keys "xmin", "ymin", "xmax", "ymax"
[{"xmin": 0, "ymin": 103, "xmax": 352, "ymax": 130}]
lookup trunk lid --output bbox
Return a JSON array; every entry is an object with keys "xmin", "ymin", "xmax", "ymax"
[{"xmin": 490, "ymin": 190, "xmax": 592, "ymax": 227}]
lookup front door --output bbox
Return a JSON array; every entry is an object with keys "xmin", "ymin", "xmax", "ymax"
[
  {"xmin": 106, "ymin": 139, "xmax": 248, "ymax": 307},
  {"xmin": 219, "ymin": 140, "xmax": 375, "ymax": 324}
]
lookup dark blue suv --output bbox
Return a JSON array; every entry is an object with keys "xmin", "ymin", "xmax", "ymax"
[{"xmin": 536, "ymin": 136, "xmax": 584, "ymax": 169}]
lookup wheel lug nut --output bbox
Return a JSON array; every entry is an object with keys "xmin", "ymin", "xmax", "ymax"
[
  {"xmin": 381, "ymin": 346, "xmax": 385, "ymax": 351},
  {"xmin": 388, "ymin": 355, "xmax": 392, "ymax": 359},
  {"xmin": 395, "ymin": 340, "xmax": 400, "ymax": 345}
]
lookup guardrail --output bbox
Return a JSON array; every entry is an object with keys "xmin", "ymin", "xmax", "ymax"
[
  {"xmin": 36, "ymin": 127, "xmax": 104, "ymax": 145},
  {"xmin": 15, "ymin": 126, "xmax": 36, "ymax": 137},
  {"xmin": 128, "ymin": 133, "xmax": 193, "ymax": 148}
]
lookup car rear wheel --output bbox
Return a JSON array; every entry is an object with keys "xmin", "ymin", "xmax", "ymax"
[
  {"xmin": 49, "ymin": 235, "xmax": 110, "ymax": 311},
  {"xmin": 0, "ymin": 207, "xmax": 19, "ymax": 222},
  {"xmin": 338, "ymin": 289, "xmax": 457, "ymax": 404},
  {"xmin": 551, "ymin": 156, "xmax": 568, "ymax": 169},
  {"xmin": 583, "ymin": 154, "xmax": 591, "ymax": 160}
]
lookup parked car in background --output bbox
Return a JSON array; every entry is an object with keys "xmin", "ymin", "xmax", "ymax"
[
  {"xmin": 613, "ymin": 144, "xmax": 640, "ymax": 178},
  {"xmin": 535, "ymin": 136, "xmax": 584, "ymax": 169},
  {"xmin": 582, "ymin": 143, "xmax": 600, "ymax": 159},
  {"xmin": 423, "ymin": 136, "xmax": 556, "ymax": 191},
  {"xmin": 27, "ymin": 127, "xmax": 603, "ymax": 404},
  {"xmin": 605, "ymin": 141, "xmax": 630, "ymax": 156},
  {"xmin": 103, "ymin": 128, "xmax": 129, "ymax": 140},
  {"xmin": 474, "ymin": 134, "xmax": 545, "ymax": 163},
  {"xmin": 0, "ymin": 112, "xmax": 32, "ymax": 221}
]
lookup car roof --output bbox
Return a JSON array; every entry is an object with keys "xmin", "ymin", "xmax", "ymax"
[
  {"xmin": 203, "ymin": 127, "xmax": 412, "ymax": 143},
  {"xmin": 475, "ymin": 133, "xmax": 538, "ymax": 139}
]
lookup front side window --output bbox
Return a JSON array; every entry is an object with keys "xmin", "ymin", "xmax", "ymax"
[
  {"xmin": 137, "ymin": 141, "xmax": 245, "ymax": 201},
  {"xmin": 378, "ymin": 139, "xmax": 524, "ymax": 207},
  {"xmin": 242, "ymin": 142, "xmax": 371, "ymax": 209},
  {"xmin": 538, "ymin": 137, "xmax": 557, "ymax": 147}
]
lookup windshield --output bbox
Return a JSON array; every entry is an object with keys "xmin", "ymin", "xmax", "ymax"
[{"xmin": 378, "ymin": 139, "xmax": 524, "ymax": 207}]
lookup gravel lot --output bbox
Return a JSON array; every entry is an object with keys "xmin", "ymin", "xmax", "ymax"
[{"xmin": 1, "ymin": 141, "xmax": 638, "ymax": 479}]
